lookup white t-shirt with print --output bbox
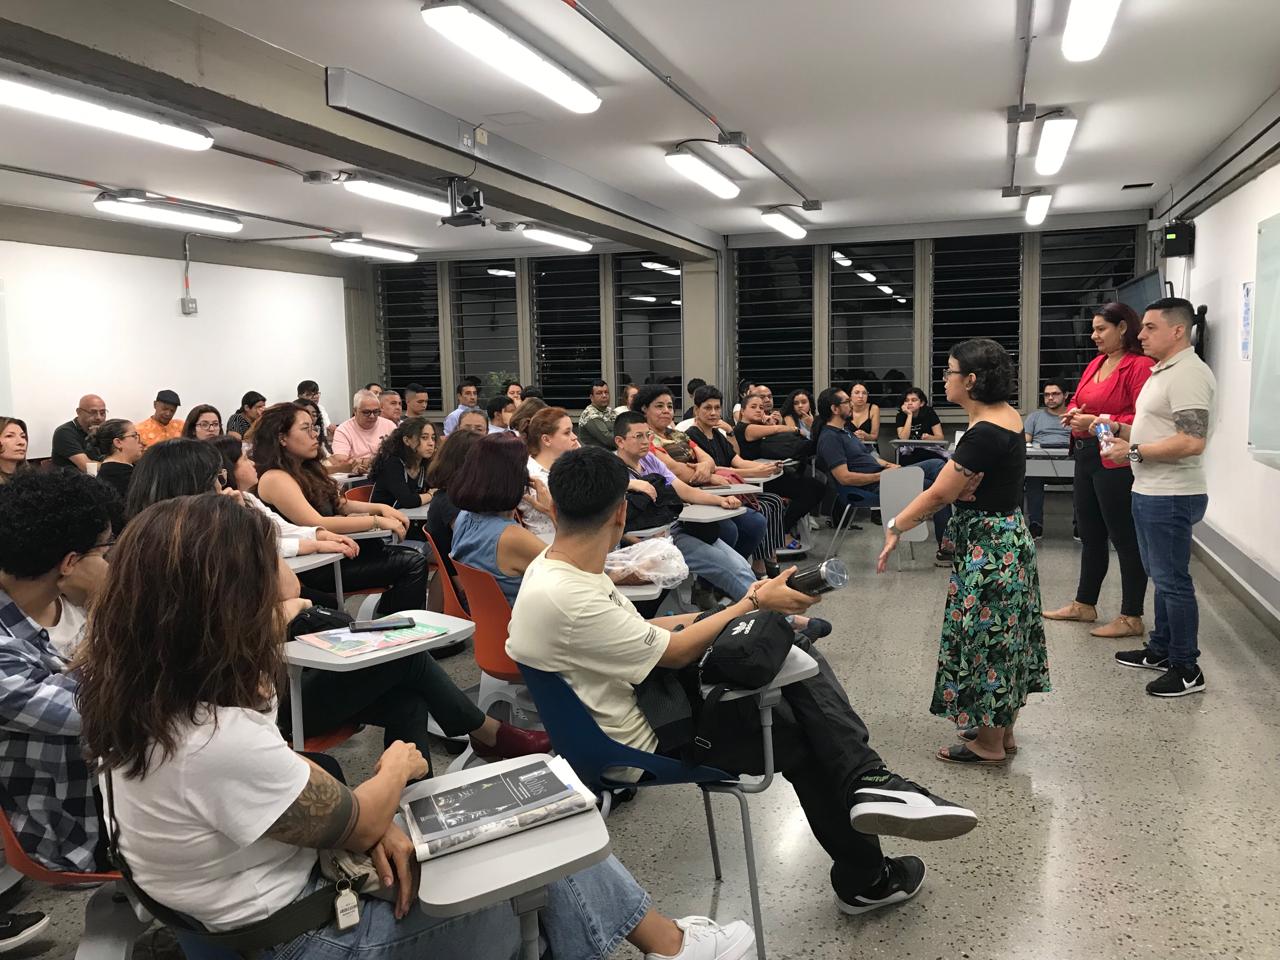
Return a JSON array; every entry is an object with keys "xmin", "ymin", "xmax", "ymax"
[
  {"xmin": 46, "ymin": 598, "xmax": 88, "ymax": 659},
  {"xmin": 519, "ymin": 458, "xmax": 557, "ymax": 544},
  {"xmin": 105, "ymin": 704, "xmax": 314, "ymax": 931}
]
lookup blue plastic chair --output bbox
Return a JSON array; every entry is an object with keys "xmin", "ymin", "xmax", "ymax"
[{"xmin": 519, "ymin": 663, "xmax": 780, "ymax": 960}]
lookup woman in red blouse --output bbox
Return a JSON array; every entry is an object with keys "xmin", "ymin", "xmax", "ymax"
[{"xmin": 1044, "ymin": 302, "xmax": 1154, "ymax": 637}]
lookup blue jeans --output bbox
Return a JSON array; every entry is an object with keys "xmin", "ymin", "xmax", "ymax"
[
  {"xmin": 715, "ymin": 510, "xmax": 767, "ymax": 561},
  {"xmin": 1131, "ymin": 493, "xmax": 1208, "ymax": 668},
  {"xmin": 837, "ymin": 459, "xmax": 953, "ymax": 544},
  {"xmin": 269, "ymin": 855, "xmax": 649, "ymax": 960},
  {"xmin": 673, "ymin": 526, "xmax": 758, "ymax": 598}
]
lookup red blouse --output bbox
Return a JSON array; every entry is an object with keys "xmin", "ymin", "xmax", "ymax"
[{"xmin": 1068, "ymin": 352, "xmax": 1155, "ymax": 470}]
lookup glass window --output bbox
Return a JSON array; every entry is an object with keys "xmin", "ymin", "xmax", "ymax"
[
  {"xmin": 830, "ymin": 241, "xmax": 914, "ymax": 409},
  {"xmin": 532, "ymin": 255, "xmax": 602, "ymax": 408},
  {"xmin": 735, "ymin": 246, "xmax": 813, "ymax": 397},
  {"xmin": 377, "ymin": 264, "xmax": 442, "ymax": 411},
  {"xmin": 614, "ymin": 253, "xmax": 682, "ymax": 393},
  {"xmin": 451, "ymin": 259, "xmax": 519, "ymax": 397}
]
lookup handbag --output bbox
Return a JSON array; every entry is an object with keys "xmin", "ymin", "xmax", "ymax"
[
  {"xmin": 756, "ymin": 431, "xmax": 811, "ymax": 461},
  {"xmin": 287, "ymin": 604, "xmax": 354, "ymax": 640}
]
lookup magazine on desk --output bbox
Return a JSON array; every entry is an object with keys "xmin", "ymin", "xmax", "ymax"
[
  {"xmin": 295, "ymin": 622, "xmax": 448, "ymax": 657},
  {"xmin": 402, "ymin": 756, "xmax": 595, "ymax": 861}
]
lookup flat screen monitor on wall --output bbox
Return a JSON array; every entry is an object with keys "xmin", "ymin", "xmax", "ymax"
[{"xmin": 1116, "ymin": 268, "xmax": 1165, "ymax": 316}]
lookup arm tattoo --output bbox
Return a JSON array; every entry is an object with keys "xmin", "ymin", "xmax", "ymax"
[
  {"xmin": 1173, "ymin": 409, "xmax": 1209, "ymax": 439},
  {"xmin": 264, "ymin": 764, "xmax": 360, "ymax": 849}
]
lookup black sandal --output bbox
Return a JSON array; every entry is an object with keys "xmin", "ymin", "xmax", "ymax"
[
  {"xmin": 937, "ymin": 743, "xmax": 1010, "ymax": 765},
  {"xmin": 959, "ymin": 728, "xmax": 1018, "ymax": 754}
]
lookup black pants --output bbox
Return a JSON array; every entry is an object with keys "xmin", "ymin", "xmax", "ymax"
[
  {"xmin": 667, "ymin": 638, "xmax": 886, "ymax": 899},
  {"xmin": 297, "ymin": 540, "xmax": 428, "ymax": 616},
  {"xmin": 291, "ymin": 652, "xmax": 486, "ymax": 767},
  {"xmin": 764, "ymin": 472, "xmax": 828, "ymax": 532},
  {"xmin": 1073, "ymin": 438, "xmax": 1147, "ymax": 617}
]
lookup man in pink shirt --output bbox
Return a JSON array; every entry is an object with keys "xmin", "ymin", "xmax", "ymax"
[{"xmin": 332, "ymin": 389, "xmax": 394, "ymax": 472}]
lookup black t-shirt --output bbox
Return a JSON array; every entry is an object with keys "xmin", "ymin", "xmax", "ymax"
[
  {"xmin": 370, "ymin": 456, "xmax": 427, "ymax": 509},
  {"xmin": 685, "ymin": 424, "xmax": 736, "ymax": 468},
  {"xmin": 50, "ymin": 420, "xmax": 101, "ymax": 470},
  {"xmin": 732, "ymin": 421, "xmax": 766, "ymax": 460},
  {"xmin": 950, "ymin": 421, "xmax": 1026, "ymax": 513},
  {"xmin": 426, "ymin": 490, "xmax": 461, "ymax": 577},
  {"xmin": 894, "ymin": 406, "xmax": 941, "ymax": 440},
  {"xmin": 97, "ymin": 461, "xmax": 133, "ymax": 502}
]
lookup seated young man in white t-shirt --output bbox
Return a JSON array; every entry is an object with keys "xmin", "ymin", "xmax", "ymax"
[{"xmin": 508, "ymin": 447, "xmax": 980, "ymax": 918}]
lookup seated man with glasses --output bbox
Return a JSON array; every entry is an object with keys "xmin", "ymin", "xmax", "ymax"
[
  {"xmin": 50, "ymin": 394, "xmax": 108, "ymax": 472},
  {"xmin": 0, "ymin": 470, "xmax": 117, "ymax": 872},
  {"xmin": 1022, "ymin": 379, "xmax": 1072, "ymax": 539},
  {"xmin": 332, "ymin": 388, "xmax": 395, "ymax": 474}
]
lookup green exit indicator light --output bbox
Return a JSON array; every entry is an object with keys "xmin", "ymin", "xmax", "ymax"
[{"xmin": 1166, "ymin": 233, "xmax": 1177, "ymax": 239}]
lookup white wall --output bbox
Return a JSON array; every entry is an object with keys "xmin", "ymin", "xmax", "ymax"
[
  {"xmin": 1163, "ymin": 163, "xmax": 1280, "ymax": 582},
  {"xmin": 0, "ymin": 241, "xmax": 348, "ymax": 457}
]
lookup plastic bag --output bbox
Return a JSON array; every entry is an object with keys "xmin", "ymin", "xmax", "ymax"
[{"xmin": 605, "ymin": 537, "xmax": 689, "ymax": 589}]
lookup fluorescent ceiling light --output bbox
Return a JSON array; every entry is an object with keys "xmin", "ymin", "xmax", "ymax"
[
  {"xmin": 760, "ymin": 208, "xmax": 807, "ymax": 240},
  {"xmin": 0, "ymin": 75, "xmax": 213, "ymax": 150},
  {"xmin": 521, "ymin": 227, "xmax": 593, "ymax": 252},
  {"xmin": 1034, "ymin": 114, "xmax": 1078, "ymax": 176},
  {"xmin": 1025, "ymin": 193, "xmax": 1053, "ymax": 226},
  {"xmin": 487, "ymin": 268, "xmax": 516, "ymax": 277},
  {"xmin": 832, "ymin": 251, "xmax": 851, "ymax": 267},
  {"xmin": 664, "ymin": 146, "xmax": 740, "ymax": 200},
  {"xmin": 1061, "ymin": 0, "xmax": 1122, "ymax": 62},
  {"xmin": 641, "ymin": 260, "xmax": 681, "ymax": 276},
  {"xmin": 329, "ymin": 235, "xmax": 419, "ymax": 262},
  {"xmin": 629, "ymin": 296, "xmax": 657, "ymax": 303},
  {"xmin": 856, "ymin": 271, "xmax": 877, "ymax": 283},
  {"xmin": 894, "ymin": 296, "xmax": 907, "ymax": 304},
  {"xmin": 877, "ymin": 285, "xmax": 894, "ymax": 295},
  {"xmin": 342, "ymin": 175, "xmax": 451, "ymax": 216},
  {"xmin": 420, "ymin": 2, "xmax": 600, "ymax": 114},
  {"xmin": 672, "ymin": 299, "xmax": 682, "ymax": 306},
  {"xmin": 92, "ymin": 192, "xmax": 241, "ymax": 233}
]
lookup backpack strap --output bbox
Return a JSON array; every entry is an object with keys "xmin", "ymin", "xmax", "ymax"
[{"xmin": 689, "ymin": 683, "xmax": 730, "ymax": 765}]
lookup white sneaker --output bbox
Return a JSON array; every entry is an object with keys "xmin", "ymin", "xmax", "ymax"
[{"xmin": 644, "ymin": 916, "xmax": 755, "ymax": 960}]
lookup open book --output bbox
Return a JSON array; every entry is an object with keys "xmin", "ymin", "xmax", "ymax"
[
  {"xmin": 295, "ymin": 622, "xmax": 449, "ymax": 658},
  {"xmin": 402, "ymin": 756, "xmax": 594, "ymax": 861}
]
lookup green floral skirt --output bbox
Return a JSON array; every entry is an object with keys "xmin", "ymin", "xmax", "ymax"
[{"xmin": 930, "ymin": 508, "xmax": 1050, "ymax": 728}]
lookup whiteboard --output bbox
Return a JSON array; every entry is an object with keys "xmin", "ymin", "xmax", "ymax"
[
  {"xmin": 1249, "ymin": 212, "xmax": 1280, "ymax": 470},
  {"xmin": 0, "ymin": 241, "xmax": 348, "ymax": 457}
]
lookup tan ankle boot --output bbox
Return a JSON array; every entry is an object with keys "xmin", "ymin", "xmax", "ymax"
[
  {"xmin": 1090, "ymin": 615, "xmax": 1144, "ymax": 638},
  {"xmin": 1043, "ymin": 601, "xmax": 1098, "ymax": 623}
]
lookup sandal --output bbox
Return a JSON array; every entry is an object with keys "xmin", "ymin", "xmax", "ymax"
[
  {"xmin": 959, "ymin": 728, "xmax": 1018, "ymax": 754},
  {"xmin": 936, "ymin": 743, "xmax": 1009, "ymax": 765},
  {"xmin": 1043, "ymin": 601, "xmax": 1097, "ymax": 623}
]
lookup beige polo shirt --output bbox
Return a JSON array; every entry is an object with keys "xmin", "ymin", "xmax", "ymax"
[{"xmin": 1131, "ymin": 347, "xmax": 1216, "ymax": 496}]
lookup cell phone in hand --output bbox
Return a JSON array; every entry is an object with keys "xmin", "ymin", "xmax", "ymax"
[{"xmin": 350, "ymin": 616, "xmax": 415, "ymax": 632}]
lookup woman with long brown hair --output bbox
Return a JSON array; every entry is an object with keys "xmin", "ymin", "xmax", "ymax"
[
  {"xmin": 77, "ymin": 494, "xmax": 736, "ymax": 958},
  {"xmin": 0, "ymin": 416, "xmax": 30, "ymax": 485},
  {"xmin": 253, "ymin": 402, "xmax": 425, "ymax": 616}
]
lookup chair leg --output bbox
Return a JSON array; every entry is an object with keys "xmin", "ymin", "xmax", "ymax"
[
  {"xmin": 355, "ymin": 593, "xmax": 381, "ymax": 621},
  {"xmin": 729, "ymin": 787, "xmax": 766, "ymax": 960},
  {"xmin": 701, "ymin": 788, "xmax": 722, "ymax": 881},
  {"xmin": 73, "ymin": 882, "xmax": 152, "ymax": 960}
]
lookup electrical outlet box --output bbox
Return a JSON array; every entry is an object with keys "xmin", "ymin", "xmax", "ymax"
[{"xmin": 180, "ymin": 297, "xmax": 198, "ymax": 316}]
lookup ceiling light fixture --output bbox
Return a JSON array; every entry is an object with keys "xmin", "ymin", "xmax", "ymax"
[
  {"xmin": 0, "ymin": 75, "xmax": 214, "ymax": 150},
  {"xmin": 1025, "ymin": 193, "xmax": 1053, "ymax": 226},
  {"xmin": 329, "ymin": 234, "xmax": 419, "ymax": 262},
  {"xmin": 760, "ymin": 207, "xmax": 807, "ymax": 240},
  {"xmin": 341, "ymin": 174, "xmax": 451, "ymax": 216},
  {"xmin": 832, "ymin": 251, "xmax": 851, "ymax": 267},
  {"xmin": 856, "ymin": 271, "xmax": 877, "ymax": 283},
  {"xmin": 92, "ymin": 191, "xmax": 241, "ymax": 233},
  {"xmin": 664, "ymin": 145, "xmax": 740, "ymax": 199},
  {"xmin": 487, "ymin": 268, "xmax": 516, "ymax": 277},
  {"xmin": 894, "ymin": 296, "xmax": 907, "ymax": 304},
  {"xmin": 420, "ymin": 1, "xmax": 601, "ymax": 114},
  {"xmin": 629, "ymin": 296, "xmax": 657, "ymax": 303},
  {"xmin": 877, "ymin": 285, "xmax": 894, "ymax": 295},
  {"xmin": 672, "ymin": 299, "xmax": 682, "ymax": 306},
  {"xmin": 1034, "ymin": 111, "xmax": 1078, "ymax": 176},
  {"xmin": 521, "ymin": 226, "xmax": 594, "ymax": 252},
  {"xmin": 641, "ymin": 260, "xmax": 681, "ymax": 276},
  {"xmin": 1061, "ymin": 0, "xmax": 1122, "ymax": 62}
]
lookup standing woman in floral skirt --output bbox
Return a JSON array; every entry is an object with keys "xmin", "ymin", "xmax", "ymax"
[{"xmin": 877, "ymin": 338, "xmax": 1049, "ymax": 764}]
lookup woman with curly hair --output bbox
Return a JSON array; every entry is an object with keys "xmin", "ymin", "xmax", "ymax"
[
  {"xmin": 878, "ymin": 338, "xmax": 1049, "ymax": 765},
  {"xmin": 369, "ymin": 417, "xmax": 436, "ymax": 509}
]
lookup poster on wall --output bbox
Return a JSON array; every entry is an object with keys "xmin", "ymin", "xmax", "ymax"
[{"xmin": 1241, "ymin": 281, "xmax": 1254, "ymax": 361}]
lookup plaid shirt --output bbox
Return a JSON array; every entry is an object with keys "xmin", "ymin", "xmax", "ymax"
[{"xmin": 0, "ymin": 589, "xmax": 99, "ymax": 872}]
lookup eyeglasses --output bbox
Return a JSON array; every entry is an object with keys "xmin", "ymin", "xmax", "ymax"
[
  {"xmin": 122, "ymin": 433, "xmax": 140, "ymax": 441},
  {"xmin": 628, "ymin": 431, "xmax": 654, "ymax": 442},
  {"xmin": 837, "ymin": 397, "xmax": 852, "ymax": 406},
  {"xmin": 941, "ymin": 369, "xmax": 962, "ymax": 380},
  {"xmin": 195, "ymin": 421, "xmax": 221, "ymax": 430},
  {"xmin": 86, "ymin": 538, "xmax": 116, "ymax": 559},
  {"xmin": 356, "ymin": 409, "xmax": 380, "ymax": 418}
]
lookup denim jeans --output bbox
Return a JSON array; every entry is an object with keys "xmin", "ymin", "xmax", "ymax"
[
  {"xmin": 672, "ymin": 526, "xmax": 758, "ymax": 597},
  {"xmin": 267, "ymin": 855, "xmax": 649, "ymax": 960},
  {"xmin": 1131, "ymin": 493, "xmax": 1208, "ymax": 668},
  {"xmin": 837, "ymin": 458, "xmax": 952, "ymax": 543}
]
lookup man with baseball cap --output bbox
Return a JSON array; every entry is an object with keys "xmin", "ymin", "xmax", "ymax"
[{"xmin": 136, "ymin": 390, "xmax": 185, "ymax": 448}]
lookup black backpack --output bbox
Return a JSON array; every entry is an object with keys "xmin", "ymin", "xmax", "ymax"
[{"xmin": 623, "ymin": 472, "xmax": 685, "ymax": 532}]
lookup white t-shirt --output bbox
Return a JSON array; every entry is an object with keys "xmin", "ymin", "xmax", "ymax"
[
  {"xmin": 243, "ymin": 491, "xmax": 317, "ymax": 558},
  {"xmin": 1131, "ymin": 347, "xmax": 1216, "ymax": 496},
  {"xmin": 46, "ymin": 597, "xmax": 88, "ymax": 659},
  {"xmin": 106, "ymin": 705, "xmax": 314, "ymax": 931},
  {"xmin": 519, "ymin": 458, "xmax": 556, "ymax": 544},
  {"xmin": 507, "ymin": 551, "xmax": 670, "ymax": 753}
]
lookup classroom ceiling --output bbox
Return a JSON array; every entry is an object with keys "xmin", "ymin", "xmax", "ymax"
[{"xmin": 2, "ymin": 0, "xmax": 1278, "ymax": 255}]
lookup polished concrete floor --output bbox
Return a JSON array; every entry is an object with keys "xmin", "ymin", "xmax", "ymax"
[{"xmin": 11, "ymin": 495, "xmax": 1280, "ymax": 959}]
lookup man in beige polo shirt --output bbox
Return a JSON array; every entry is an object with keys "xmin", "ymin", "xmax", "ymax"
[{"xmin": 1103, "ymin": 297, "xmax": 1215, "ymax": 698}]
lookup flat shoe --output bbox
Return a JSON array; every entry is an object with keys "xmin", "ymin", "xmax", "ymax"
[
  {"xmin": 1042, "ymin": 602, "xmax": 1097, "ymax": 623},
  {"xmin": 1089, "ymin": 615, "xmax": 1144, "ymax": 638},
  {"xmin": 936, "ymin": 743, "xmax": 1009, "ymax": 765},
  {"xmin": 959, "ymin": 728, "xmax": 1018, "ymax": 754}
]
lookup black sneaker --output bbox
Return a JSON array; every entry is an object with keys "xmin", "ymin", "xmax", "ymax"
[
  {"xmin": 1030, "ymin": 521, "xmax": 1044, "ymax": 540},
  {"xmin": 836, "ymin": 856, "xmax": 927, "ymax": 916},
  {"xmin": 849, "ymin": 771, "xmax": 978, "ymax": 841},
  {"xmin": 1146, "ymin": 665, "xmax": 1205, "ymax": 698},
  {"xmin": 0, "ymin": 912, "xmax": 50, "ymax": 952},
  {"xmin": 1115, "ymin": 647, "xmax": 1170, "ymax": 671},
  {"xmin": 934, "ymin": 547, "xmax": 955, "ymax": 567}
]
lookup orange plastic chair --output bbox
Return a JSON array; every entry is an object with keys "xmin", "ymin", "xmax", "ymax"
[
  {"xmin": 303, "ymin": 724, "xmax": 361, "ymax": 753},
  {"xmin": 452, "ymin": 561, "xmax": 522, "ymax": 684},
  {"xmin": 344, "ymin": 484, "xmax": 373, "ymax": 503},
  {"xmin": 423, "ymin": 530, "xmax": 469, "ymax": 620},
  {"xmin": 0, "ymin": 803, "xmax": 121, "ymax": 885}
]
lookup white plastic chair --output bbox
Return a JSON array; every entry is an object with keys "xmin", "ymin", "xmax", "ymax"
[{"xmin": 877, "ymin": 465, "xmax": 927, "ymax": 568}]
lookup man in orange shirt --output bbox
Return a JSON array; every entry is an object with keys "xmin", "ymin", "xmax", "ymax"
[{"xmin": 136, "ymin": 390, "xmax": 185, "ymax": 448}]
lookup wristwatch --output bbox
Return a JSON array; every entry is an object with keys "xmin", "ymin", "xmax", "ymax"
[
  {"xmin": 886, "ymin": 516, "xmax": 898, "ymax": 534},
  {"xmin": 1127, "ymin": 444, "xmax": 1143, "ymax": 464}
]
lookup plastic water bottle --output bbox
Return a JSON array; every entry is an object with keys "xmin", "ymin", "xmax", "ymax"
[{"xmin": 1093, "ymin": 416, "xmax": 1113, "ymax": 453}]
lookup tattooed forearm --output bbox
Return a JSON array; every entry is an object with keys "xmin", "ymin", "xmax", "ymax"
[
  {"xmin": 1173, "ymin": 409, "xmax": 1209, "ymax": 439},
  {"xmin": 264, "ymin": 765, "xmax": 360, "ymax": 849}
]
